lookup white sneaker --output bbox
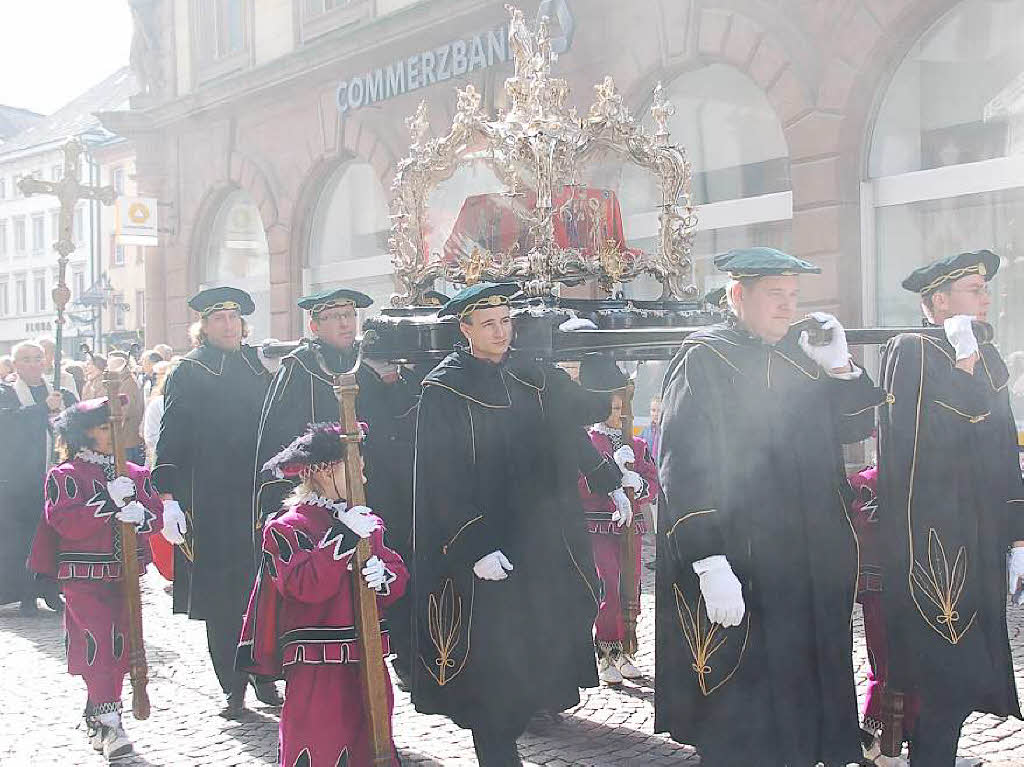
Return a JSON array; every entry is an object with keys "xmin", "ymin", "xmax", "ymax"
[
  {"xmin": 598, "ymin": 654, "xmax": 623, "ymax": 685},
  {"xmin": 614, "ymin": 652, "xmax": 642, "ymax": 679},
  {"xmin": 88, "ymin": 723, "xmax": 104, "ymax": 752},
  {"xmin": 102, "ymin": 724, "xmax": 133, "ymax": 761}
]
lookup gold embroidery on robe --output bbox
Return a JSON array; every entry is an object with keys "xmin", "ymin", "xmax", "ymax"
[
  {"xmin": 422, "ymin": 578, "xmax": 474, "ymax": 687},
  {"xmin": 673, "ymin": 583, "xmax": 750, "ymax": 696}
]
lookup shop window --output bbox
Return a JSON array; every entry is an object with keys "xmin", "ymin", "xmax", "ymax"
[{"xmin": 864, "ymin": 0, "xmax": 1024, "ymax": 422}]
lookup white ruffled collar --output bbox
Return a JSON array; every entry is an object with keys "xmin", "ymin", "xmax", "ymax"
[
  {"xmin": 304, "ymin": 493, "xmax": 348, "ymax": 515},
  {"xmin": 76, "ymin": 448, "xmax": 115, "ymax": 468},
  {"xmin": 590, "ymin": 422, "xmax": 624, "ymax": 438}
]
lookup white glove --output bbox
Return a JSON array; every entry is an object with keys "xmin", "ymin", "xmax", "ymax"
[
  {"xmin": 798, "ymin": 311, "xmax": 850, "ymax": 371},
  {"xmin": 944, "ymin": 315, "xmax": 979, "ymax": 361},
  {"xmin": 336, "ymin": 505, "xmax": 379, "ymax": 539},
  {"xmin": 613, "ymin": 445, "xmax": 635, "ymax": 471},
  {"xmin": 115, "ymin": 500, "xmax": 146, "ymax": 526},
  {"xmin": 106, "ymin": 476, "xmax": 136, "ymax": 508},
  {"xmin": 558, "ymin": 315, "xmax": 598, "ymax": 332},
  {"xmin": 1009, "ymin": 547, "xmax": 1024, "ymax": 600},
  {"xmin": 161, "ymin": 499, "xmax": 187, "ymax": 545},
  {"xmin": 362, "ymin": 555, "xmax": 392, "ymax": 592},
  {"xmin": 619, "ymin": 469, "xmax": 643, "ymax": 493},
  {"xmin": 473, "ymin": 550, "xmax": 514, "ymax": 581},
  {"xmin": 609, "ymin": 488, "xmax": 633, "ymax": 528},
  {"xmin": 692, "ymin": 555, "xmax": 745, "ymax": 627}
]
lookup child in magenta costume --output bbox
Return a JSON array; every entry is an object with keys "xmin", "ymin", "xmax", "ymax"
[
  {"xmin": 576, "ymin": 355, "xmax": 660, "ymax": 685},
  {"xmin": 28, "ymin": 396, "xmax": 163, "ymax": 761},
  {"xmin": 237, "ymin": 422, "xmax": 408, "ymax": 767},
  {"xmin": 849, "ymin": 464, "xmax": 922, "ymax": 762}
]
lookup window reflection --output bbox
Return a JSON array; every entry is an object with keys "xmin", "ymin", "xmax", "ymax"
[{"xmin": 870, "ymin": 0, "xmax": 1024, "ymax": 177}]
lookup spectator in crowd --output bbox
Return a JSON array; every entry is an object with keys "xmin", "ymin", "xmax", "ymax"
[
  {"xmin": 140, "ymin": 350, "xmax": 163, "ymax": 400},
  {"xmin": 37, "ymin": 338, "xmax": 80, "ymax": 399},
  {"xmin": 81, "ymin": 354, "xmax": 107, "ymax": 401},
  {"xmin": 0, "ymin": 341, "xmax": 77, "ymax": 613},
  {"xmin": 0, "ymin": 355, "xmax": 14, "ymax": 382},
  {"xmin": 63, "ymin": 362, "xmax": 87, "ymax": 399},
  {"xmin": 142, "ymin": 360, "xmax": 174, "ymax": 464},
  {"xmin": 153, "ymin": 343, "xmax": 173, "ymax": 361}
]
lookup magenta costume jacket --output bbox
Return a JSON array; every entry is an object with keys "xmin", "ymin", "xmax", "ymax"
[
  {"xmin": 236, "ymin": 499, "xmax": 408, "ymax": 677},
  {"xmin": 29, "ymin": 456, "xmax": 162, "ymax": 581},
  {"xmin": 578, "ymin": 425, "xmax": 660, "ymax": 535}
]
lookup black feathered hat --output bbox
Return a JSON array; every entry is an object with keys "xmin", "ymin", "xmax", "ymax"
[
  {"xmin": 53, "ymin": 396, "xmax": 127, "ymax": 450},
  {"xmin": 579, "ymin": 353, "xmax": 628, "ymax": 393},
  {"xmin": 263, "ymin": 422, "xmax": 366, "ymax": 480}
]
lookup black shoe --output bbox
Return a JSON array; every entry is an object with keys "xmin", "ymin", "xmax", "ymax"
[
  {"xmin": 250, "ymin": 677, "xmax": 282, "ymax": 706},
  {"xmin": 472, "ymin": 729, "xmax": 523, "ymax": 767},
  {"xmin": 42, "ymin": 591, "xmax": 64, "ymax": 614},
  {"xmin": 220, "ymin": 679, "xmax": 248, "ymax": 718},
  {"xmin": 220, "ymin": 691, "xmax": 245, "ymax": 718}
]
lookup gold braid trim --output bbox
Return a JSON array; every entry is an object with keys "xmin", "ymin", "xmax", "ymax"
[
  {"xmin": 200, "ymin": 300, "xmax": 240, "ymax": 317},
  {"xmin": 920, "ymin": 263, "xmax": 986, "ymax": 295}
]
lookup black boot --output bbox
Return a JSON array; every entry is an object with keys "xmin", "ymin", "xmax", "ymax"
[
  {"xmin": 250, "ymin": 676, "xmax": 283, "ymax": 706},
  {"xmin": 472, "ymin": 729, "xmax": 523, "ymax": 767}
]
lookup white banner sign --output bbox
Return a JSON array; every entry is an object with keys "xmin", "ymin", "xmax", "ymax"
[{"xmin": 116, "ymin": 197, "xmax": 158, "ymax": 246}]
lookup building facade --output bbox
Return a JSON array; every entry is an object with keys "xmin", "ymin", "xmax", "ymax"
[
  {"xmin": 0, "ymin": 69, "xmax": 143, "ymax": 355},
  {"xmin": 105, "ymin": 0, "xmax": 1024, "ymax": 401}
]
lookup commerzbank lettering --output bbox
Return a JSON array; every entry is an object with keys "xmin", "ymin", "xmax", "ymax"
[{"xmin": 337, "ymin": 26, "xmax": 509, "ymax": 113}]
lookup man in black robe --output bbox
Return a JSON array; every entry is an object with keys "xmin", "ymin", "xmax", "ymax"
[
  {"xmin": 876, "ymin": 250, "xmax": 1023, "ymax": 765},
  {"xmin": 655, "ymin": 247, "xmax": 885, "ymax": 766},
  {"xmin": 0, "ymin": 340, "xmax": 76, "ymax": 612},
  {"xmin": 411, "ymin": 283, "xmax": 616, "ymax": 766},
  {"xmin": 253, "ymin": 286, "xmax": 419, "ymax": 677},
  {"xmin": 153, "ymin": 287, "xmax": 278, "ymax": 715}
]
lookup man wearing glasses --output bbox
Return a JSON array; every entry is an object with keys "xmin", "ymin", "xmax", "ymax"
[
  {"xmin": 253, "ymin": 287, "xmax": 418, "ymax": 678},
  {"xmin": 874, "ymin": 250, "xmax": 1024, "ymax": 765}
]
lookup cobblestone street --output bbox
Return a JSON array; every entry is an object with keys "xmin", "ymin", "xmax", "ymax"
[{"xmin": 5, "ymin": 542, "xmax": 1024, "ymax": 766}]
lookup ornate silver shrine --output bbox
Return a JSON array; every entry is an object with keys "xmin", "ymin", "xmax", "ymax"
[{"xmin": 388, "ymin": 4, "xmax": 698, "ymax": 306}]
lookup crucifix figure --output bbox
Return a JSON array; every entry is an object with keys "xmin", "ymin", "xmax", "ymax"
[{"xmin": 18, "ymin": 137, "xmax": 117, "ymax": 385}]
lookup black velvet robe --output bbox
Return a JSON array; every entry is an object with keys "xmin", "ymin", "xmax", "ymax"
[
  {"xmin": 0, "ymin": 381, "xmax": 76, "ymax": 604},
  {"xmin": 410, "ymin": 348, "xmax": 611, "ymax": 733},
  {"xmin": 253, "ymin": 338, "xmax": 418, "ymax": 553},
  {"xmin": 655, "ymin": 325, "xmax": 884, "ymax": 766},
  {"xmin": 878, "ymin": 332, "xmax": 1024, "ymax": 718},
  {"xmin": 152, "ymin": 343, "xmax": 270, "ymax": 620}
]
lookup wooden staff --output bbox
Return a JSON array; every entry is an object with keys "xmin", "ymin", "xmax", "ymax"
[
  {"xmin": 619, "ymin": 378, "xmax": 640, "ymax": 656},
  {"xmin": 103, "ymin": 369, "xmax": 150, "ymax": 721},
  {"xmin": 317, "ymin": 343, "xmax": 392, "ymax": 765},
  {"xmin": 879, "ymin": 691, "xmax": 905, "ymax": 757}
]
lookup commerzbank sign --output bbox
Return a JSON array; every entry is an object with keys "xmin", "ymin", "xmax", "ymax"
[{"xmin": 336, "ymin": 0, "xmax": 575, "ymax": 114}]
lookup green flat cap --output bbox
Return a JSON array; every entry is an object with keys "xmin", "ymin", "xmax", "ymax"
[{"xmin": 713, "ymin": 247, "xmax": 821, "ymax": 278}]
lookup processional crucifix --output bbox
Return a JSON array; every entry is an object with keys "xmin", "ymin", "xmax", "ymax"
[{"xmin": 18, "ymin": 137, "xmax": 117, "ymax": 381}]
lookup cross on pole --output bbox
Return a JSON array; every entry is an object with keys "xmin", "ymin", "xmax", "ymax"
[{"xmin": 18, "ymin": 137, "xmax": 117, "ymax": 384}]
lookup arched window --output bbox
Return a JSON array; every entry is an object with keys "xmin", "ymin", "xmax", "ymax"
[
  {"xmin": 305, "ymin": 160, "xmax": 392, "ymax": 310},
  {"xmin": 866, "ymin": 0, "xmax": 1024, "ymax": 412},
  {"xmin": 201, "ymin": 189, "xmax": 271, "ymax": 339},
  {"xmin": 625, "ymin": 63, "xmax": 793, "ymax": 409}
]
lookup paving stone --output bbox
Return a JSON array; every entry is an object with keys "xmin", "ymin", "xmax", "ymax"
[{"xmin": 4, "ymin": 542, "xmax": 1024, "ymax": 764}]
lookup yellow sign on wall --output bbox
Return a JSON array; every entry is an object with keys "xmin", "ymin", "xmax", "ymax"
[{"xmin": 116, "ymin": 197, "xmax": 158, "ymax": 246}]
